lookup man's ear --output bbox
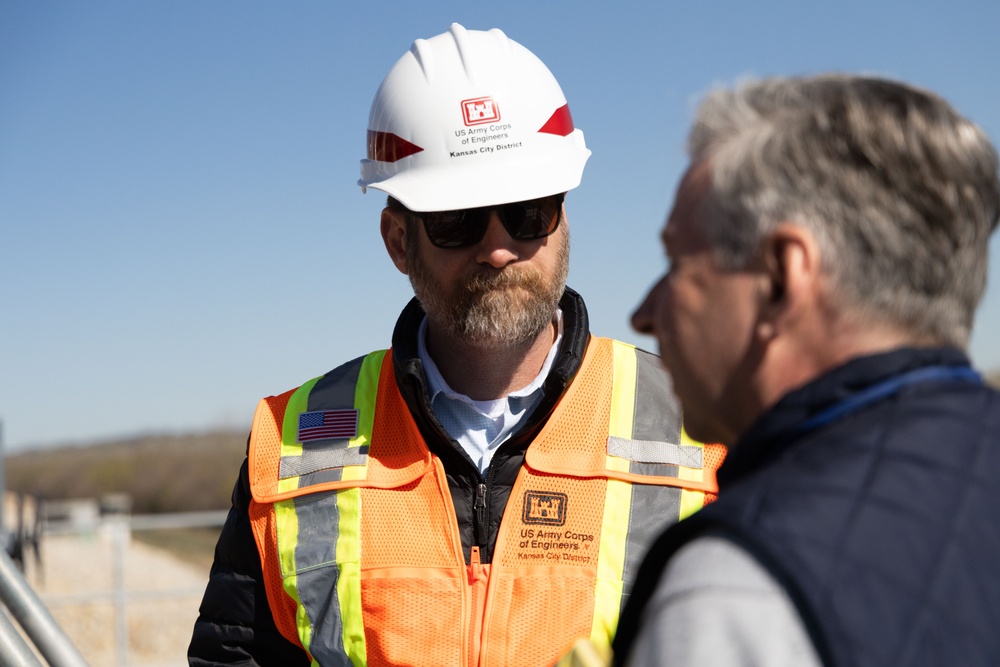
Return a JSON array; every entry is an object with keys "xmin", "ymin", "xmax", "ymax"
[
  {"xmin": 757, "ymin": 224, "xmax": 821, "ymax": 339},
  {"xmin": 381, "ymin": 208, "xmax": 410, "ymax": 275}
]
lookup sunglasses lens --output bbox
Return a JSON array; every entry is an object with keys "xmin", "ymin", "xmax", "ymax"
[
  {"xmin": 419, "ymin": 193, "xmax": 564, "ymax": 248},
  {"xmin": 500, "ymin": 195, "xmax": 563, "ymax": 240},
  {"xmin": 422, "ymin": 211, "xmax": 488, "ymax": 248}
]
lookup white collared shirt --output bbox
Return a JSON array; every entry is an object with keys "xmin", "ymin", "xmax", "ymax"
[{"xmin": 417, "ymin": 311, "xmax": 564, "ymax": 474}]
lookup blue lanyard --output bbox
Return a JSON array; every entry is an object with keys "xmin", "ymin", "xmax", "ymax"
[{"xmin": 785, "ymin": 364, "xmax": 982, "ymax": 442}]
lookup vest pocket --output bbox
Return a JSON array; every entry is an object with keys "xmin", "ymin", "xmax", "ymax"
[
  {"xmin": 360, "ymin": 568, "xmax": 465, "ymax": 667},
  {"xmin": 486, "ymin": 570, "xmax": 599, "ymax": 667}
]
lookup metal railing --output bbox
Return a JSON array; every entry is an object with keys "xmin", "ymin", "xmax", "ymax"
[
  {"xmin": 0, "ymin": 544, "xmax": 89, "ymax": 667},
  {"xmin": 1, "ymin": 505, "xmax": 228, "ymax": 667}
]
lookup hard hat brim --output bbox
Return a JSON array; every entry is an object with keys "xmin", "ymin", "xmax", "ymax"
[{"xmin": 360, "ymin": 130, "xmax": 591, "ymax": 212}]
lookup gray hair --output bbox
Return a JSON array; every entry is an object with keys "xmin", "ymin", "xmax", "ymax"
[{"xmin": 689, "ymin": 74, "xmax": 1000, "ymax": 348}]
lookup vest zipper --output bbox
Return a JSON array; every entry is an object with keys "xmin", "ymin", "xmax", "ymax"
[
  {"xmin": 467, "ymin": 545, "xmax": 487, "ymax": 667},
  {"xmin": 474, "ymin": 483, "xmax": 489, "ymax": 549}
]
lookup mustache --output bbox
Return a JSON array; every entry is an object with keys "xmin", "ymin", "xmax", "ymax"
[{"xmin": 463, "ymin": 266, "xmax": 543, "ymax": 294}]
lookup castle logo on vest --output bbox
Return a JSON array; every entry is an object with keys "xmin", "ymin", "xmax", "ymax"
[{"xmin": 522, "ymin": 491, "xmax": 567, "ymax": 526}]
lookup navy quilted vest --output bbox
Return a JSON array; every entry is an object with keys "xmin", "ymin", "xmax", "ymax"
[{"xmin": 614, "ymin": 348, "xmax": 1000, "ymax": 667}]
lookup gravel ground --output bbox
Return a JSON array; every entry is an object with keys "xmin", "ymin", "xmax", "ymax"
[{"xmin": 22, "ymin": 525, "xmax": 211, "ymax": 667}]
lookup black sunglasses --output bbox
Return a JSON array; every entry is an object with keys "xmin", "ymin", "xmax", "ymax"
[{"xmin": 407, "ymin": 193, "xmax": 565, "ymax": 249}]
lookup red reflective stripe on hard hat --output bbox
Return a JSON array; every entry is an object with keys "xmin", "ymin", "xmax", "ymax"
[
  {"xmin": 537, "ymin": 104, "xmax": 574, "ymax": 136},
  {"xmin": 367, "ymin": 130, "xmax": 424, "ymax": 162}
]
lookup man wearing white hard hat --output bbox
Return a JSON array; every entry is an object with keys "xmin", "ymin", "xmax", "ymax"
[{"xmin": 189, "ymin": 24, "xmax": 723, "ymax": 667}]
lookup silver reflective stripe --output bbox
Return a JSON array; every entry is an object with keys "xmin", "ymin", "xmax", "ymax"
[
  {"xmin": 633, "ymin": 348, "xmax": 682, "ymax": 443},
  {"xmin": 621, "ymin": 484, "xmax": 680, "ymax": 604},
  {"xmin": 614, "ymin": 345, "xmax": 700, "ymax": 613},
  {"xmin": 293, "ymin": 492, "xmax": 340, "ymax": 570},
  {"xmin": 291, "ymin": 492, "xmax": 353, "ymax": 665},
  {"xmin": 607, "ymin": 436, "xmax": 703, "ymax": 468},
  {"xmin": 279, "ymin": 444, "xmax": 370, "ymax": 479}
]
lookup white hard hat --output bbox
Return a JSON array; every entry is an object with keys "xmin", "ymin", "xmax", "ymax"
[{"xmin": 359, "ymin": 23, "xmax": 591, "ymax": 212}]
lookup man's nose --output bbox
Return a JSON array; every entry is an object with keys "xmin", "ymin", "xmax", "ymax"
[
  {"xmin": 475, "ymin": 211, "xmax": 519, "ymax": 268},
  {"xmin": 631, "ymin": 278, "xmax": 663, "ymax": 335}
]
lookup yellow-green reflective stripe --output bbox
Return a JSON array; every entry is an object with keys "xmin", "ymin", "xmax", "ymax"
[
  {"xmin": 678, "ymin": 427, "xmax": 707, "ymax": 520},
  {"xmin": 274, "ymin": 498, "xmax": 313, "ymax": 650},
  {"xmin": 591, "ymin": 478, "xmax": 631, "ymax": 649},
  {"xmin": 606, "ymin": 341, "xmax": 636, "ymax": 472},
  {"xmin": 341, "ymin": 351, "xmax": 385, "ymax": 483},
  {"xmin": 336, "ymin": 487, "xmax": 365, "ymax": 665},
  {"xmin": 279, "ymin": 377, "xmax": 323, "ymax": 494},
  {"xmin": 330, "ymin": 351, "xmax": 381, "ymax": 661},
  {"xmin": 591, "ymin": 342, "xmax": 638, "ymax": 647}
]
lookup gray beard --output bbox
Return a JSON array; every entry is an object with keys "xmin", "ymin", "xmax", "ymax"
[{"xmin": 408, "ymin": 234, "xmax": 569, "ymax": 348}]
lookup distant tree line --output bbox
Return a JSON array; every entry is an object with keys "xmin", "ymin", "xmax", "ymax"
[{"xmin": 5, "ymin": 430, "xmax": 246, "ymax": 514}]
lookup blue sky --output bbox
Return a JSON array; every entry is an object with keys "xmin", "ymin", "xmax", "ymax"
[{"xmin": 2, "ymin": 1, "xmax": 999, "ymax": 450}]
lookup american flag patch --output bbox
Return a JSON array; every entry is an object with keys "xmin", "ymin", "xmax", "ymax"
[{"xmin": 297, "ymin": 409, "xmax": 358, "ymax": 443}]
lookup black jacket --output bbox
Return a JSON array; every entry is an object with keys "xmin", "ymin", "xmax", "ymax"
[
  {"xmin": 188, "ymin": 289, "xmax": 592, "ymax": 666},
  {"xmin": 614, "ymin": 347, "xmax": 1000, "ymax": 667}
]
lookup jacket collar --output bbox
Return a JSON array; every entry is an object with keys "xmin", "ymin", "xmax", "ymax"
[
  {"xmin": 719, "ymin": 346, "xmax": 972, "ymax": 488},
  {"xmin": 389, "ymin": 287, "xmax": 592, "ymax": 467}
]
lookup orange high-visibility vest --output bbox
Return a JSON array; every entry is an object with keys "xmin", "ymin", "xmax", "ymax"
[{"xmin": 248, "ymin": 338, "xmax": 724, "ymax": 667}]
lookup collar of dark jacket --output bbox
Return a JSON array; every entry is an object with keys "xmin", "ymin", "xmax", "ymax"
[
  {"xmin": 718, "ymin": 346, "xmax": 972, "ymax": 488},
  {"xmin": 387, "ymin": 286, "xmax": 592, "ymax": 463}
]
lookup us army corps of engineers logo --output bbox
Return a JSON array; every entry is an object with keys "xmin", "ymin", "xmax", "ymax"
[
  {"xmin": 461, "ymin": 96, "xmax": 501, "ymax": 125},
  {"xmin": 451, "ymin": 95, "xmax": 521, "ymax": 158},
  {"xmin": 518, "ymin": 491, "xmax": 594, "ymax": 564},
  {"xmin": 523, "ymin": 491, "xmax": 567, "ymax": 525}
]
